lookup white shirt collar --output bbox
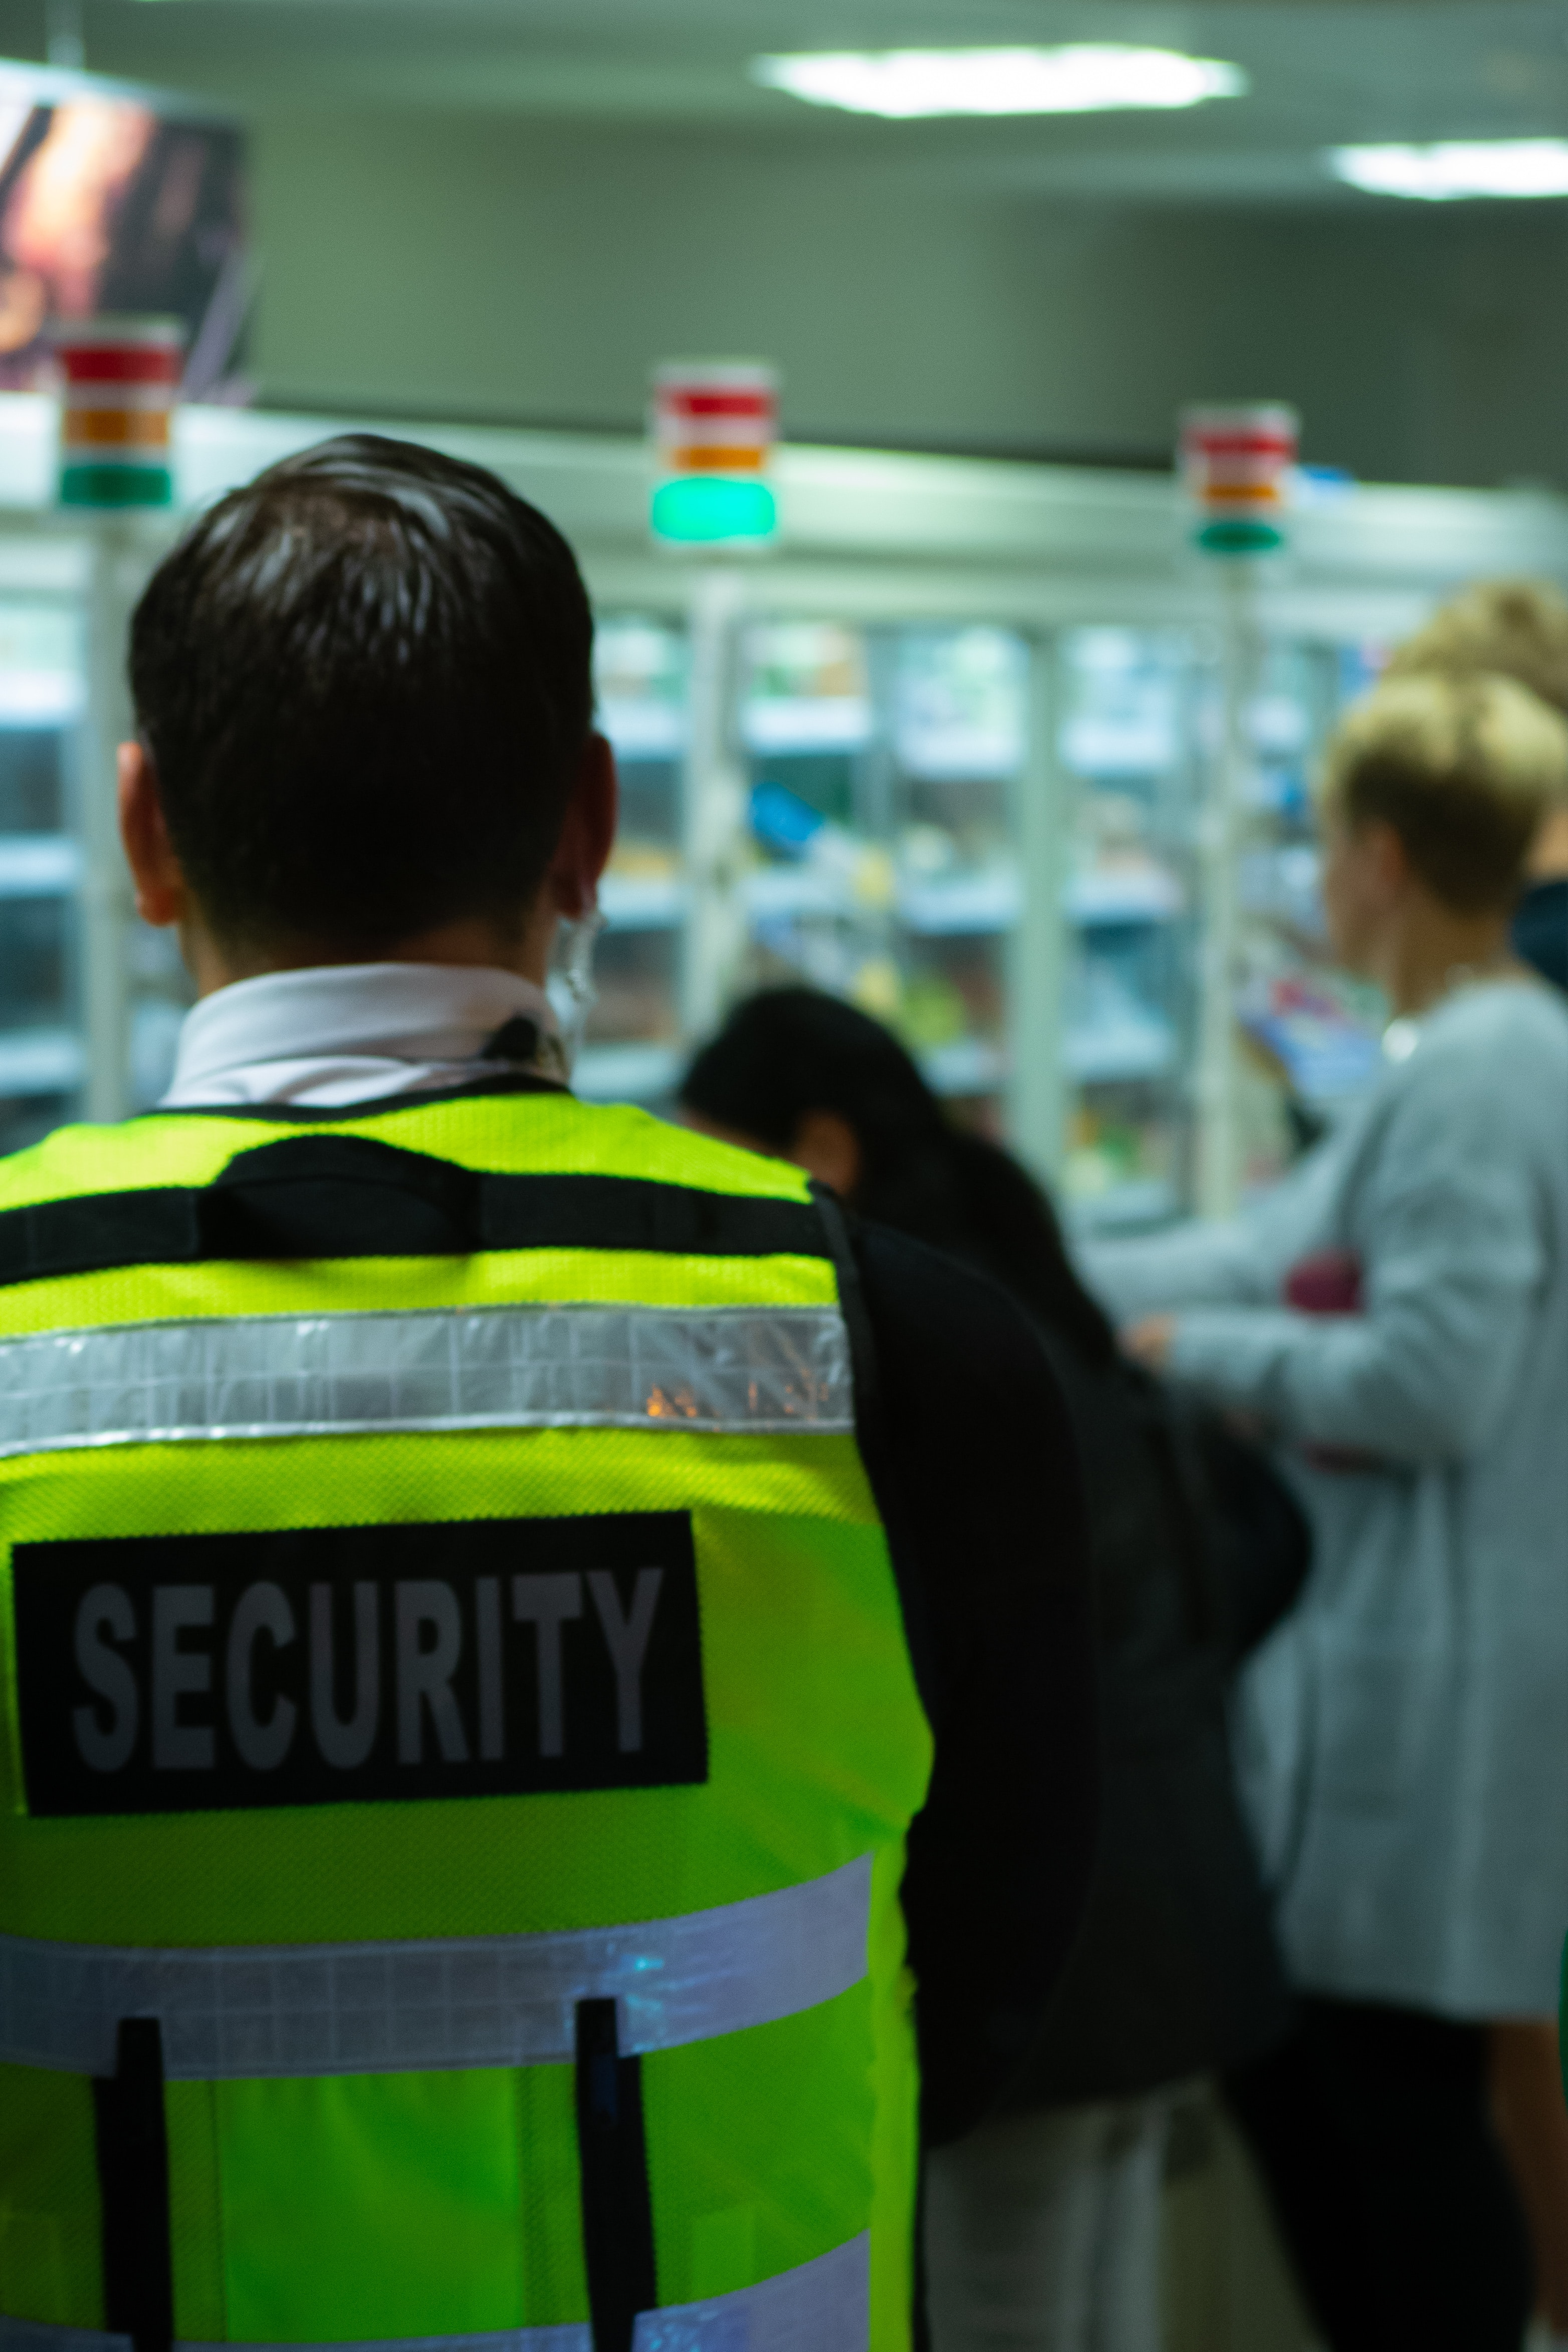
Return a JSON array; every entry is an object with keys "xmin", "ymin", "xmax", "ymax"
[{"xmin": 162, "ymin": 963, "xmax": 563, "ymax": 1109}]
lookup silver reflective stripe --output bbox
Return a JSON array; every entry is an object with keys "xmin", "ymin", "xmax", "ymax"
[
  {"xmin": 0, "ymin": 1854, "xmax": 871, "ymax": 2079},
  {"xmin": 631, "ymin": 2234, "xmax": 869, "ymax": 2351},
  {"xmin": 0, "ymin": 2232, "xmax": 868, "ymax": 2351},
  {"xmin": 0, "ymin": 1301, "xmax": 852, "ymax": 1459},
  {"xmin": 0, "ymin": 2331, "xmax": 131, "ymax": 2352}
]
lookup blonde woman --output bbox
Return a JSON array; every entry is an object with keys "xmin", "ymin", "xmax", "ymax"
[
  {"xmin": 1090, "ymin": 672, "xmax": 1568, "ymax": 2352},
  {"xmin": 1386, "ymin": 584, "xmax": 1568, "ymax": 2342},
  {"xmin": 1387, "ymin": 575, "xmax": 1568, "ymax": 997}
]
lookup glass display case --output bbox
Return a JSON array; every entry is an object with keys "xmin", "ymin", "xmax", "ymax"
[
  {"xmin": 736, "ymin": 617, "xmax": 1028, "ymax": 1124},
  {"xmin": 1056, "ymin": 626, "xmax": 1196, "ymax": 1229},
  {"xmin": 0, "ymin": 587, "xmax": 85, "ymax": 1154},
  {"xmin": 1055, "ymin": 618, "xmax": 1393, "ymax": 1227},
  {"xmin": 1231, "ymin": 633, "xmax": 1388, "ymax": 1186},
  {"xmin": 1, "ymin": 405, "xmax": 1555, "ymax": 1203},
  {"xmin": 581, "ymin": 612, "xmax": 688, "ymax": 1103}
]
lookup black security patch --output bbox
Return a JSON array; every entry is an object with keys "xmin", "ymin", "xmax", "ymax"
[{"xmin": 13, "ymin": 1512, "xmax": 706, "ymax": 1816}]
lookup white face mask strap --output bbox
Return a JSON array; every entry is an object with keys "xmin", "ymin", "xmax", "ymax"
[{"xmin": 546, "ymin": 901, "xmax": 606, "ymax": 1076}]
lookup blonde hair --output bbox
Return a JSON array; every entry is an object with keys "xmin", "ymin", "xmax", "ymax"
[
  {"xmin": 1386, "ymin": 578, "xmax": 1568, "ymax": 715},
  {"xmin": 1321, "ymin": 671, "xmax": 1568, "ymax": 914}
]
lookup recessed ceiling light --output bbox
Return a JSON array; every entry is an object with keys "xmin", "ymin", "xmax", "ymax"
[
  {"xmin": 1329, "ymin": 140, "xmax": 1568, "ymax": 200},
  {"xmin": 750, "ymin": 44, "xmax": 1248, "ymax": 120}
]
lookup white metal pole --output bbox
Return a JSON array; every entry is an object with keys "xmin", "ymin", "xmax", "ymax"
[
  {"xmin": 1193, "ymin": 560, "xmax": 1255, "ymax": 1220},
  {"xmin": 79, "ymin": 521, "xmax": 145, "ymax": 1125},
  {"xmin": 1006, "ymin": 631, "xmax": 1068, "ymax": 1185},
  {"xmin": 678, "ymin": 564, "xmax": 750, "ymax": 1047}
]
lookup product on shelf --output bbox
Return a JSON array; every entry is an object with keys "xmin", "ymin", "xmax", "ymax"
[
  {"xmin": 735, "ymin": 620, "xmax": 1026, "ymax": 1110},
  {"xmin": 0, "ymin": 594, "xmax": 88, "ymax": 1146},
  {"xmin": 895, "ymin": 627, "xmax": 1025, "ymax": 781},
  {"xmin": 594, "ymin": 615, "xmax": 688, "ymax": 762},
  {"xmin": 1057, "ymin": 627, "xmax": 1197, "ymax": 1221}
]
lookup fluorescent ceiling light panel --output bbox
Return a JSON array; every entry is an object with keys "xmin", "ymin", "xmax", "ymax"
[
  {"xmin": 1330, "ymin": 141, "xmax": 1568, "ymax": 200},
  {"xmin": 751, "ymin": 45, "xmax": 1248, "ymax": 120}
]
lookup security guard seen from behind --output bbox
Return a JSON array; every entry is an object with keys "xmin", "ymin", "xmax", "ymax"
[{"xmin": 0, "ymin": 437, "xmax": 1095, "ymax": 2351}]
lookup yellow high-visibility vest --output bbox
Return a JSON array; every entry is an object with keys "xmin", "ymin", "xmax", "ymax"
[{"xmin": 0, "ymin": 1085, "xmax": 932, "ymax": 2351}]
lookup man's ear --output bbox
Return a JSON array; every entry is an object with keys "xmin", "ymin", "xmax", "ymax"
[
  {"xmin": 546, "ymin": 731, "xmax": 618, "ymax": 919},
  {"xmin": 117, "ymin": 741, "xmax": 187, "ymax": 927}
]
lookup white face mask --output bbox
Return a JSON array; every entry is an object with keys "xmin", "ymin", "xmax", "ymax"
[{"xmin": 546, "ymin": 903, "xmax": 605, "ymax": 1076}]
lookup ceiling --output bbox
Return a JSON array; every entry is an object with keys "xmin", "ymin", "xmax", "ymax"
[{"xmin": 1, "ymin": 0, "xmax": 1567, "ymax": 205}]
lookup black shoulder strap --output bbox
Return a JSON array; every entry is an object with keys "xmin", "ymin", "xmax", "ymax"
[
  {"xmin": 93, "ymin": 2017, "xmax": 173, "ymax": 2352},
  {"xmin": 0, "ymin": 1134, "xmax": 830, "ymax": 1289},
  {"xmin": 574, "ymin": 1997, "xmax": 658, "ymax": 2352}
]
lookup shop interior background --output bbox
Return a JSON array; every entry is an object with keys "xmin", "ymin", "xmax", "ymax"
[{"xmin": 0, "ymin": 9, "xmax": 1562, "ymax": 2337}]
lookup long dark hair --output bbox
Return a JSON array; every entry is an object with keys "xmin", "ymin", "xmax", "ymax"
[{"xmin": 681, "ymin": 987, "xmax": 1117, "ymax": 1368}]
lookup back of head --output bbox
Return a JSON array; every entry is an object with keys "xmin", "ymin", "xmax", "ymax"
[
  {"xmin": 129, "ymin": 433, "xmax": 594, "ymax": 955},
  {"xmin": 682, "ymin": 986, "xmax": 1117, "ymax": 1366},
  {"xmin": 681, "ymin": 986, "xmax": 949, "ymax": 1205},
  {"xmin": 1321, "ymin": 668, "xmax": 1568, "ymax": 914},
  {"xmin": 1386, "ymin": 578, "xmax": 1568, "ymax": 716}
]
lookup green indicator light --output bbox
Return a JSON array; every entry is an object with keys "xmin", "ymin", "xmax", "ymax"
[
  {"xmin": 651, "ymin": 475, "xmax": 777, "ymax": 545},
  {"xmin": 1195, "ymin": 515, "xmax": 1284, "ymax": 556},
  {"xmin": 59, "ymin": 464, "xmax": 174, "ymax": 510}
]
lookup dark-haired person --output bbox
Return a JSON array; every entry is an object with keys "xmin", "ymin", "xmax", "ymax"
[
  {"xmin": 681, "ymin": 989, "xmax": 1308, "ymax": 2352},
  {"xmin": 0, "ymin": 437, "xmax": 1096, "ymax": 2348},
  {"xmin": 1092, "ymin": 673, "xmax": 1568, "ymax": 2352}
]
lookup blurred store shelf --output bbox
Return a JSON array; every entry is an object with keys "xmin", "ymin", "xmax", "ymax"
[
  {"xmin": 900, "ymin": 870, "xmax": 1020, "ymax": 934},
  {"xmin": 0, "ymin": 669, "xmax": 81, "ymax": 727},
  {"xmin": 574, "ymin": 1041, "xmax": 681, "ymax": 1104},
  {"xmin": 743, "ymin": 695, "xmax": 873, "ymax": 755},
  {"xmin": 1066, "ymin": 1021, "xmax": 1178, "ymax": 1083},
  {"xmin": 1069, "ymin": 1177, "xmax": 1180, "ymax": 1233},
  {"xmin": 0, "ymin": 1027, "xmax": 85, "ymax": 1096},
  {"xmin": 1066, "ymin": 868, "xmax": 1182, "ymax": 926},
  {"xmin": 0, "ymin": 835, "xmax": 79, "ymax": 895},
  {"xmin": 599, "ymin": 873, "xmax": 685, "ymax": 930},
  {"xmin": 597, "ymin": 698, "xmax": 685, "ymax": 761},
  {"xmin": 921, "ymin": 1035, "xmax": 1005, "ymax": 1097}
]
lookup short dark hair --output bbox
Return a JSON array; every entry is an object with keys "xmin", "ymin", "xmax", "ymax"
[{"xmin": 129, "ymin": 433, "xmax": 595, "ymax": 952}]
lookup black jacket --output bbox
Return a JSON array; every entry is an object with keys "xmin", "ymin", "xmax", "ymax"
[
  {"xmin": 1003, "ymin": 1343, "xmax": 1306, "ymax": 2106},
  {"xmin": 850, "ymin": 1222, "xmax": 1099, "ymax": 2145}
]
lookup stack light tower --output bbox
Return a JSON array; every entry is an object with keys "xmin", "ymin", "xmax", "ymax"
[{"xmin": 650, "ymin": 362, "xmax": 779, "ymax": 548}]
